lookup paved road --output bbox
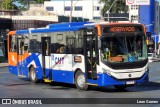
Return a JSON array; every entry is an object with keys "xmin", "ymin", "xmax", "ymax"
[{"xmin": 0, "ymin": 62, "xmax": 160, "ymax": 107}]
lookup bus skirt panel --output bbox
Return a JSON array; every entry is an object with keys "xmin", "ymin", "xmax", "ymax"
[
  {"xmin": 87, "ymin": 70, "xmax": 149, "ymax": 86},
  {"xmin": 45, "ymin": 69, "xmax": 75, "ymax": 84}
]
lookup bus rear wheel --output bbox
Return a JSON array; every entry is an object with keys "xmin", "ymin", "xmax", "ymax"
[
  {"xmin": 75, "ymin": 71, "xmax": 88, "ymax": 90},
  {"xmin": 29, "ymin": 67, "xmax": 38, "ymax": 83}
]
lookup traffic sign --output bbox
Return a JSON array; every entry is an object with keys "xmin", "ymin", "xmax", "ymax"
[
  {"xmin": 126, "ymin": 0, "xmax": 150, "ymax": 5},
  {"xmin": 126, "ymin": 0, "xmax": 135, "ymax": 4}
]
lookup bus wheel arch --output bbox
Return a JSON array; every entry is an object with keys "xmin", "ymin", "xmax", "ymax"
[
  {"xmin": 74, "ymin": 68, "xmax": 81, "ymax": 79},
  {"xmin": 29, "ymin": 65, "xmax": 38, "ymax": 83},
  {"xmin": 74, "ymin": 69, "xmax": 88, "ymax": 90}
]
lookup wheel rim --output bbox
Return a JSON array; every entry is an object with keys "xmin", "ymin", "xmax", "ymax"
[
  {"xmin": 77, "ymin": 74, "xmax": 85, "ymax": 88},
  {"xmin": 31, "ymin": 69, "xmax": 36, "ymax": 81}
]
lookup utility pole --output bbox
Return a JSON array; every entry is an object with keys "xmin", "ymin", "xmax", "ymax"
[
  {"xmin": 107, "ymin": 0, "xmax": 118, "ymax": 22},
  {"xmin": 69, "ymin": 0, "xmax": 73, "ymax": 22}
]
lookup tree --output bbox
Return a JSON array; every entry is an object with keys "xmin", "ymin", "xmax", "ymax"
[
  {"xmin": 0, "ymin": 0, "xmax": 18, "ymax": 10},
  {"xmin": 100, "ymin": 0, "xmax": 128, "ymax": 16},
  {"xmin": 13, "ymin": 0, "xmax": 51, "ymax": 10}
]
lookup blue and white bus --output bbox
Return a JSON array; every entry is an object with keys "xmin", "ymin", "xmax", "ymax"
[{"xmin": 8, "ymin": 22, "xmax": 149, "ymax": 90}]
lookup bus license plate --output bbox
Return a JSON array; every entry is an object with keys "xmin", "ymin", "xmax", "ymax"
[{"xmin": 126, "ymin": 81, "xmax": 135, "ymax": 85}]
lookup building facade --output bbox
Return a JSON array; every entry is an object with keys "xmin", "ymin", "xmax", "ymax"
[
  {"xmin": 128, "ymin": 5, "xmax": 139, "ymax": 23},
  {"xmin": 139, "ymin": 0, "xmax": 160, "ymax": 54},
  {"xmin": 44, "ymin": 0, "xmax": 143, "ymax": 22},
  {"xmin": 44, "ymin": 0, "xmax": 104, "ymax": 20}
]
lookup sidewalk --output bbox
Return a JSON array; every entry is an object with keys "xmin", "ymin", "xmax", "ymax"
[{"xmin": 0, "ymin": 62, "xmax": 8, "ymax": 67}]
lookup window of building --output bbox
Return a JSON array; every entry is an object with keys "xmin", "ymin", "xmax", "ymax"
[
  {"xmin": 74, "ymin": 6, "xmax": 82, "ymax": 11},
  {"xmin": 131, "ymin": 15, "xmax": 139, "ymax": 21},
  {"xmin": 93, "ymin": 6, "xmax": 100, "ymax": 11},
  {"xmin": 93, "ymin": 16, "xmax": 101, "ymax": 19},
  {"xmin": 46, "ymin": 6, "xmax": 54, "ymax": 11},
  {"xmin": 64, "ymin": 6, "xmax": 71, "ymax": 11},
  {"xmin": 131, "ymin": 5, "xmax": 139, "ymax": 10}
]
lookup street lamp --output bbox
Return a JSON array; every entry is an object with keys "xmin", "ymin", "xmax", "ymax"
[{"xmin": 107, "ymin": 0, "xmax": 120, "ymax": 22}]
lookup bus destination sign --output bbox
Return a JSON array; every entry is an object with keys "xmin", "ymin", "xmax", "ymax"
[
  {"xmin": 110, "ymin": 27, "xmax": 135, "ymax": 32},
  {"xmin": 103, "ymin": 26, "xmax": 143, "ymax": 33}
]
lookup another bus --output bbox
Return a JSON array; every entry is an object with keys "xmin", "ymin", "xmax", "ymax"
[{"xmin": 8, "ymin": 22, "xmax": 149, "ymax": 90}]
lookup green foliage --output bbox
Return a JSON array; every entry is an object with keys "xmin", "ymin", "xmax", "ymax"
[
  {"xmin": 0, "ymin": 0, "xmax": 18, "ymax": 10},
  {"xmin": 100, "ymin": 0, "xmax": 128, "ymax": 16}
]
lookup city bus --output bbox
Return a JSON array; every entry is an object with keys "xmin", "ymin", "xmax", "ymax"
[{"xmin": 8, "ymin": 22, "xmax": 149, "ymax": 90}]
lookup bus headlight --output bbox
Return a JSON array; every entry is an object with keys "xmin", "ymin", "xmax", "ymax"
[{"xmin": 102, "ymin": 68, "xmax": 111, "ymax": 76}]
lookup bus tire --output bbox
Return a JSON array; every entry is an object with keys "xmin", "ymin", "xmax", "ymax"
[
  {"xmin": 75, "ymin": 71, "xmax": 88, "ymax": 90},
  {"xmin": 29, "ymin": 67, "xmax": 38, "ymax": 83},
  {"xmin": 114, "ymin": 85, "xmax": 127, "ymax": 90}
]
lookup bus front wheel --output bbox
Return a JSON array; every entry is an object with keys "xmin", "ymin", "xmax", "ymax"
[
  {"xmin": 75, "ymin": 71, "xmax": 88, "ymax": 90},
  {"xmin": 29, "ymin": 67, "xmax": 38, "ymax": 83}
]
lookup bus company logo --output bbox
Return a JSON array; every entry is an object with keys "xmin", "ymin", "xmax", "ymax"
[
  {"xmin": 128, "ymin": 74, "xmax": 132, "ymax": 77},
  {"xmin": 11, "ymin": 55, "xmax": 15, "ymax": 62},
  {"xmin": 2, "ymin": 99, "xmax": 11, "ymax": 104},
  {"xmin": 51, "ymin": 55, "xmax": 64, "ymax": 64},
  {"xmin": 126, "ymin": 0, "xmax": 135, "ymax": 4}
]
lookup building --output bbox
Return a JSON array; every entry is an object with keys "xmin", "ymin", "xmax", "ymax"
[
  {"xmin": 128, "ymin": 5, "xmax": 139, "ymax": 23},
  {"xmin": 154, "ymin": 1, "xmax": 159, "ymax": 35},
  {"xmin": 44, "ymin": 0, "xmax": 134, "ymax": 22},
  {"xmin": 44, "ymin": 0, "xmax": 104, "ymax": 20},
  {"xmin": 139, "ymin": 0, "xmax": 160, "ymax": 54},
  {"xmin": 0, "ymin": 3, "xmax": 90, "ymax": 59}
]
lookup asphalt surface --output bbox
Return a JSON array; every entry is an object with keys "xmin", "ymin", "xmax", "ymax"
[{"xmin": 0, "ymin": 62, "xmax": 160, "ymax": 107}]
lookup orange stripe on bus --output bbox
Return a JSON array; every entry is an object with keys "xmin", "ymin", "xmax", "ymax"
[
  {"xmin": 95, "ymin": 24, "xmax": 101, "ymax": 36},
  {"xmin": 7, "ymin": 31, "xmax": 16, "ymax": 35},
  {"xmin": 8, "ymin": 52, "xmax": 30, "ymax": 66},
  {"xmin": 17, "ymin": 53, "xmax": 30, "ymax": 63},
  {"xmin": 8, "ymin": 52, "xmax": 18, "ymax": 66}
]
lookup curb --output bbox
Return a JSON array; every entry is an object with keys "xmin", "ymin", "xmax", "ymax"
[{"xmin": 0, "ymin": 63, "xmax": 8, "ymax": 68}]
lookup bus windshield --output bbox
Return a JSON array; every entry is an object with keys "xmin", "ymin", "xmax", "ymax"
[{"xmin": 101, "ymin": 33, "xmax": 147, "ymax": 63}]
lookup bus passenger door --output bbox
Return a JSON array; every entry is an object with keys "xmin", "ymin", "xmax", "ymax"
[
  {"xmin": 17, "ymin": 37, "xmax": 25, "ymax": 77},
  {"xmin": 41, "ymin": 37, "xmax": 51, "ymax": 79},
  {"xmin": 84, "ymin": 33, "xmax": 98, "ymax": 80}
]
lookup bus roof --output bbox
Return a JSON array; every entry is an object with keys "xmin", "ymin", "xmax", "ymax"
[
  {"xmin": 31, "ymin": 25, "xmax": 94, "ymax": 33},
  {"xmin": 47, "ymin": 22, "xmax": 93, "ymax": 28},
  {"xmin": 16, "ymin": 30, "xmax": 29, "ymax": 35}
]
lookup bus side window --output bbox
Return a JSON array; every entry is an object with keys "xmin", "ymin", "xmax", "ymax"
[
  {"xmin": 13, "ymin": 45, "xmax": 17, "ymax": 52},
  {"xmin": 24, "ymin": 45, "xmax": 28, "ymax": 52},
  {"xmin": 20, "ymin": 41, "xmax": 24, "ymax": 54},
  {"xmin": 10, "ymin": 36, "xmax": 17, "ymax": 52},
  {"xmin": 29, "ymin": 39, "xmax": 41, "ymax": 53}
]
